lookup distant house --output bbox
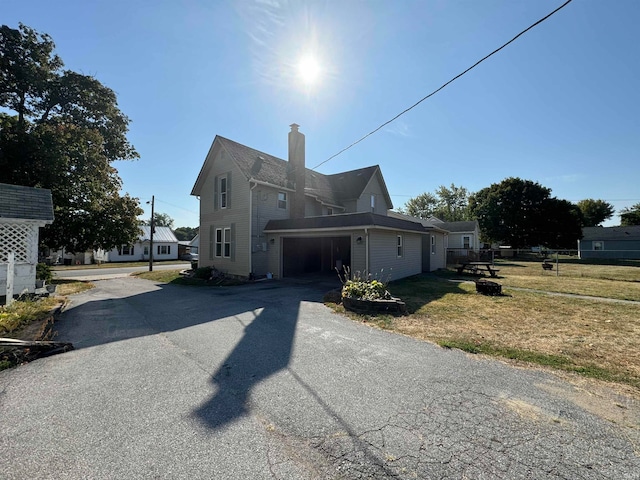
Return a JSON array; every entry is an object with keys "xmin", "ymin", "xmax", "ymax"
[
  {"xmin": 0, "ymin": 183, "xmax": 54, "ymax": 296},
  {"xmin": 191, "ymin": 124, "xmax": 447, "ymax": 280},
  {"xmin": 190, "ymin": 233, "xmax": 199, "ymax": 255},
  {"xmin": 108, "ymin": 226, "xmax": 178, "ymax": 262},
  {"xmin": 578, "ymin": 226, "xmax": 640, "ymax": 260}
]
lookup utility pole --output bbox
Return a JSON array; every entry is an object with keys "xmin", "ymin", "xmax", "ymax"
[{"xmin": 148, "ymin": 195, "xmax": 155, "ymax": 272}]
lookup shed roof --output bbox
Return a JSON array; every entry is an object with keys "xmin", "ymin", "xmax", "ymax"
[
  {"xmin": 264, "ymin": 212, "xmax": 430, "ymax": 233},
  {"xmin": 582, "ymin": 226, "xmax": 640, "ymax": 241},
  {"xmin": 0, "ymin": 183, "xmax": 54, "ymax": 223}
]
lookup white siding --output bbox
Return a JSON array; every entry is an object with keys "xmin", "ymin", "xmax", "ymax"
[
  {"xmin": 251, "ymin": 186, "xmax": 291, "ymax": 276},
  {"xmin": 199, "ymin": 147, "xmax": 251, "ymax": 276},
  {"xmin": 368, "ymin": 230, "xmax": 421, "ymax": 281},
  {"xmin": 356, "ymin": 172, "xmax": 391, "ymax": 214},
  {"xmin": 350, "ymin": 231, "xmax": 367, "ymax": 276}
]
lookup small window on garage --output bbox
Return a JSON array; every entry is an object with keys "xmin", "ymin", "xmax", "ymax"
[
  {"xmin": 397, "ymin": 234, "xmax": 403, "ymax": 258},
  {"xmin": 431, "ymin": 235, "xmax": 436, "ymax": 254},
  {"xmin": 593, "ymin": 241, "xmax": 604, "ymax": 251}
]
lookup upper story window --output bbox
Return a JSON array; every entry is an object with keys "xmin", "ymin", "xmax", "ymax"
[
  {"xmin": 370, "ymin": 194, "xmax": 376, "ymax": 212},
  {"xmin": 278, "ymin": 192, "xmax": 287, "ymax": 209},
  {"xmin": 397, "ymin": 234, "xmax": 403, "ymax": 258},
  {"xmin": 219, "ymin": 176, "xmax": 228, "ymax": 209},
  {"xmin": 593, "ymin": 241, "xmax": 604, "ymax": 251}
]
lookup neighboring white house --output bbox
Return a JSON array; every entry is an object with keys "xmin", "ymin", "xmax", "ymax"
[
  {"xmin": 190, "ymin": 233, "xmax": 199, "ymax": 254},
  {"xmin": 108, "ymin": 226, "xmax": 178, "ymax": 262},
  {"xmin": 0, "ymin": 183, "xmax": 54, "ymax": 297}
]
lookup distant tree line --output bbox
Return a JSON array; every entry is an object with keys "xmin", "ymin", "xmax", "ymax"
[{"xmin": 401, "ymin": 178, "xmax": 633, "ymax": 249}]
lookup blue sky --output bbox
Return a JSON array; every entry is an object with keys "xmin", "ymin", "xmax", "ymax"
[{"xmin": 4, "ymin": 0, "xmax": 639, "ymax": 228}]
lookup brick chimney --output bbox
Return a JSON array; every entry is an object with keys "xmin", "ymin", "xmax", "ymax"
[{"xmin": 288, "ymin": 123, "xmax": 306, "ymax": 218}]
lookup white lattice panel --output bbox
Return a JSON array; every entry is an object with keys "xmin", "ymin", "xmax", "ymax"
[{"xmin": 0, "ymin": 222, "xmax": 38, "ymax": 264}]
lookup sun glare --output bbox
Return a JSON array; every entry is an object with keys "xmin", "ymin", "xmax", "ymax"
[{"xmin": 297, "ymin": 55, "xmax": 321, "ymax": 87}]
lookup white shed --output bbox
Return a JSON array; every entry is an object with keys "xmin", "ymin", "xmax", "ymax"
[{"xmin": 0, "ymin": 183, "xmax": 54, "ymax": 297}]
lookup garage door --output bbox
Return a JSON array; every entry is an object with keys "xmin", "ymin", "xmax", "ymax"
[{"xmin": 282, "ymin": 236, "xmax": 351, "ymax": 277}]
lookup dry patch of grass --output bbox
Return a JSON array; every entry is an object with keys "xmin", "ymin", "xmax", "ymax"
[
  {"xmin": 0, "ymin": 297, "xmax": 61, "ymax": 336},
  {"xmin": 493, "ymin": 261, "xmax": 640, "ymax": 301},
  {"xmin": 327, "ymin": 266, "xmax": 640, "ymax": 390}
]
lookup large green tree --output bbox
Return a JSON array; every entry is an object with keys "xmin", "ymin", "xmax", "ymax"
[
  {"xmin": 620, "ymin": 203, "xmax": 640, "ymax": 226},
  {"xmin": 576, "ymin": 199, "xmax": 615, "ymax": 227},
  {"xmin": 400, "ymin": 183, "xmax": 472, "ymax": 221},
  {"xmin": 174, "ymin": 226, "xmax": 198, "ymax": 241},
  {"xmin": 468, "ymin": 177, "xmax": 582, "ymax": 248},
  {"xmin": 401, "ymin": 192, "xmax": 437, "ymax": 219},
  {"xmin": 144, "ymin": 212, "xmax": 174, "ymax": 229},
  {"xmin": 432, "ymin": 183, "xmax": 471, "ymax": 221},
  {"xmin": 0, "ymin": 23, "xmax": 142, "ymax": 252}
]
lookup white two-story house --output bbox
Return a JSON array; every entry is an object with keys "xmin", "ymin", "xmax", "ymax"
[{"xmin": 191, "ymin": 124, "xmax": 447, "ymax": 281}]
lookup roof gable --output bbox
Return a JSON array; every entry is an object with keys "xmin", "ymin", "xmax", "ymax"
[
  {"xmin": 191, "ymin": 136, "xmax": 389, "ymax": 208},
  {"xmin": 0, "ymin": 183, "xmax": 54, "ymax": 223}
]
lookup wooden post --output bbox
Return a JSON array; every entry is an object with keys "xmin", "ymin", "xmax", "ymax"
[{"xmin": 5, "ymin": 252, "xmax": 15, "ymax": 306}]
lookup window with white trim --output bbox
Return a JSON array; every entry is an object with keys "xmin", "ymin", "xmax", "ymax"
[
  {"xmin": 593, "ymin": 241, "xmax": 604, "ymax": 251},
  {"xmin": 215, "ymin": 228, "xmax": 223, "ymax": 257},
  {"xmin": 223, "ymin": 228, "xmax": 231, "ymax": 257},
  {"xmin": 158, "ymin": 245, "xmax": 170, "ymax": 255},
  {"xmin": 370, "ymin": 194, "xmax": 376, "ymax": 212},
  {"xmin": 397, "ymin": 234, "xmax": 403, "ymax": 257},
  {"xmin": 120, "ymin": 245, "xmax": 134, "ymax": 256},
  {"xmin": 219, "ymin": 176, "xmax": 228, "ymax": 208},
  {"xmin": 431, "ymin": 235, "xmax": 436, "ymax": 254},
  {"xmin": 278, "ymin": 192, "xmax": 287, "ymax": 209},
  {"xmin": 144, "ymin": 246, "xmax": 149, "ymax": 255}
]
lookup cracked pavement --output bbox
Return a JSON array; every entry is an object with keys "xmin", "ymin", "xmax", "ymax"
[{"xmin": 1, "ymin": 276, "xmax": 638, "ymax": 479}]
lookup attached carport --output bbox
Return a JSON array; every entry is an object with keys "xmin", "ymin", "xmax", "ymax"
[
  {"xmin": 263, "ymin": 212, "xmax": 431, "ymax": 281},
  {"xmin": 282, "ymin": 236, "xmax": 351, "ymax": 277}
]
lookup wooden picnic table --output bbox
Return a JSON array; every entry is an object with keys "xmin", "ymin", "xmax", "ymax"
[{"xmin": 456, "ymin": 261, "xmax": 500, "ymax": 278}]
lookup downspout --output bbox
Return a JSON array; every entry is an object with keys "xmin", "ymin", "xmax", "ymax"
[
  {"xmin": 364, "ymin": 227, "xmax": 369, "ymax": 275},
  {"xmin": 249, "ymin": 182, "xmax": 257, "ymax": 277}
]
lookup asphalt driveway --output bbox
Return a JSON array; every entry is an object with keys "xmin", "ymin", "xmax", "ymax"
[{"xmin": 1, "ymin": 276, "xmax": 638, "ymax": 479}]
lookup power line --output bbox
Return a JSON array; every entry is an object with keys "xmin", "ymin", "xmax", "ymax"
[{"xmin": 312, "ymin": 0, "xmax": 574, "ymax": 170}]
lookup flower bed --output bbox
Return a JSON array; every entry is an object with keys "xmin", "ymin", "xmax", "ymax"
[{"xmin": 342, "ymin": 296, "xmax": 407, "ymax": 315}]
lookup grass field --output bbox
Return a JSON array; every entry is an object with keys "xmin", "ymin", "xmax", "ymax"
[{"xmin": 329, "ymin": 259, "xmax": 640, "ymax": 390}]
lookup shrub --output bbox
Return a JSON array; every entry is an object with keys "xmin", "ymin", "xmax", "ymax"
[
  {"xmin": 337, "ymin": 267, "xmax": 391, "ymax": 301},
  {"xmin": 194, "ymin": 266, "xmax": 213, "ymax": 279},
  {"xmin": 36, "ymin": 263, "xmax": 53, "ymax": 282}
]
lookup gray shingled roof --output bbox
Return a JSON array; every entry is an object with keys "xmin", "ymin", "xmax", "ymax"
[
  {"xmin": 216, "ymin": 136, "xmax": 383, "ymax": 207},
  {"xmin": 582, "ymin": 226, "xmax": 640, "ymax": 241},
  {"xmin": 264, "ymin": 212, "xmax": 428, "ymax": 233},
  {"xmin": 434, "ymin": 220, "xmax": 478, "ymax": 233},
  {"xmin": 0, "ymin": 183, "xmax": 54, "ymax": 222}
]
